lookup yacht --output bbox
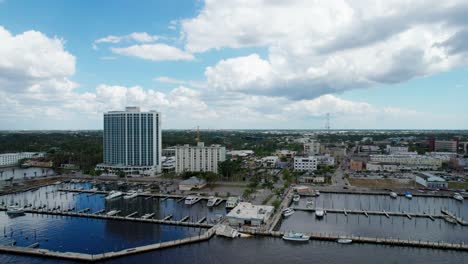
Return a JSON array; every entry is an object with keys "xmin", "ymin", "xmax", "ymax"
[
  {"xmin": 225, "ymin": 197, "xmax": 240, "ymax": 209},
  {"xmin": 185, "ymin": 196, "xmax": 201, "ymax": 205},
  {"xmin": 314, "ymin": 190, "xmax": 320, "ymax": 196},
  {"xmin": 292, "ymin": 194, "xmax": 300, "ymax": 202},
  {"xmin": 207, "ymin": 196, "xmax": 219, "ymax": 207},
  {"xmin": 337, "ymin": 238, "xmax": 353, "ymax": 244},
  {"xmin": 141, "ymin": 213, "xmax": 155, "ymax": 219},
  {"xmin": 105, "ymin": 191, "xmax": 123, "ymax": 200},
  {"xmin": 453, "ymin": 193, "xmax": 464, "ymax": 202},
  {"xmin": 405, "ymin": 191, "xmax": 413, "ymax": 199},
  {"xmin": 315, "ymin": 208, "xmax": 325, "ymax": 218},
  {"xmin": 282, "ymin": 232, "xmax": 310, "ymax": 242},
  {"xmin": 390, "ymin": 192, "xmax": 398, "ymax": 199},
  {"xmin": 282, "ymin": 207, "xmax": 295, "ymax": 217},
  {"xmin": 6, "ymin": 205, "xmax": 25, "ymax": 216},
  {"xmin": 123, "ymin": 190, "xmax": 139, "ymax": 199},
  {"xmin": 106, "ymin": 210, "xmax": 120, "ymax": 216}
]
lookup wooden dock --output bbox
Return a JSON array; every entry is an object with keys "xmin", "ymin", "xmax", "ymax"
[
  {"xmin": 291, "ymin": 207, "xmax": 446, "ymax": 219},
  {"xmin": 0, "ymin": 226, "xmax": 217, "ymax": 262}
]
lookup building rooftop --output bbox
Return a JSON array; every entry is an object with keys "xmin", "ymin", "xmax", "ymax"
[
  {"xmin": 416, "ymin": 172, "xmax": 446, "ymax": 182},
  {"xmin": 226, "ymin": 202, "xmax": 274, "ymax": 221}
]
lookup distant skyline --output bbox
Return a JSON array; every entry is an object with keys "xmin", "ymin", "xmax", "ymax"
[{"xmin": 0, "ymin": 0, "xmax": 467, "ymax": 130}]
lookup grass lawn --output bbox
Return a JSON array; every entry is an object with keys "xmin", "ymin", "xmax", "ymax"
[
  {"xmin": 448, "ymin": 182, "xmax": 468, "ymax": 189},
  {"xmin": 348, "ymin": 178, "xmax": 415, "ymax": 188}
]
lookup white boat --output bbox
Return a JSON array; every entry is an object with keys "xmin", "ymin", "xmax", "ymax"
[
  {"xmin": 89, "ymin": 187, "xmax": 98, "ymax": 192},
  {"xmin": 141, "ymin": 213, "xmax": 154, "ymax": 219},
  {"xmin": 6, "ymin": 205, "xmax": 25, "ymax": 216},
  {"xmin": 185, "ymin": 196, "xmax": 201, "ymax": 205},
  {"xmin": 337, "ymin": 238, "xmax": 353, "ymax": 244},
  {"xmin": 225, "ymin": 197, "xmax": 240, "ymax": 209},
  {"xmin": 306, "ymin": 200, "xmax": 314, "ymax": 208},
  {"xmin": 105, "ymin": 191, "xmax": 123, "ymax": 200},
  {"xmin": 453, "ymin": 193, "xmax": 464, "ymax": 202},
  {"xmin": 53, "ymin": 181, "xmax": 62, "ymax": 185},
  {"xmin": 315, "ymin": 208, "xmax": 325, "ymax": 218},
  {"xmin": 207, "ymin": 196, "xmax": 219, "ymax": 207},
  {"xmin": 282, "ymin": 207, "xmax": 295, "ymax": 217},
  {"xmin": 405, "ymin": 192, "xmax": 412, "ymax": 199},
  {"xmin": 123, "ymin": 190, "xmax": 139, "ymax": 199},
  {"xmin": 106, "ymin": 210, "xmax": 120, "ymax": 216},
  {"xmin": 390, "ymin": 192, "xmax": 397, "ymax": 199},
  {"xmin": 282, "ymin": 232, "xmax": 310, "ymax": 242},
  {"xmin": 292, "ymin": 194, "xmax": 300, "ymax": 202},
  {"xmin": 314, "ymin": 190, "xmax": 320, "ymax": 196}
]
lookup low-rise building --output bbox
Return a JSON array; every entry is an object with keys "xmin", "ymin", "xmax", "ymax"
[
  {"xmin": 0, "ymin": 152, "xmax": 45, "ymax": 167},
  {"xmin": 366, "ymin": 162, "xmax": 399, "ymax": 172},
  {"xmin": 258, "ymin": 156, "xmax": 279, "ymax": 168},
  {"xmin": 178, "ymin": 176, "xmax": 207, "ymax": 191},
  {"xmin": 303, "ymin": 141, "xmax": 320, "ymax": 155},
  {"xmin": 315, "ymin": 154, "xmax": 335, "ymax": 166},
  {"xmin": 386, "ymin": 145, "xmax": 410, "ymax": 154},
  {"xmin": 226, "ymin": 202, "xmax": 274, "ymax": 227},
  {"xmin": 275, "ymin": 150, "xmax": 297, "ymax": 159},
  {"xmin": 294, "ymin": 156, "xmax": 318, "ymax": 171},
  {"xmin": 299, "ymin": 175, "xmax": 325, "ymax": 184},
  {"xmin": 369, "ymin": 154, "xmax": 442, "ymax": 170},
  {"xmin": 227, "ymin": 150, "xmax": 255, "ymax": 158},
  {"xmin": 350, "ymin": 159, "xmax": 364, "ymax": 171},
  {"xmin": 415, "ymin": 172, "xmax": 448, "ymax": 189}
]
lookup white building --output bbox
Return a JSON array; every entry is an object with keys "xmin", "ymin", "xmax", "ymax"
[
  {"xmin": 227, "ymin": 150, "xmax": 254, "ymax": 158},
  {"xmin": 162, "ymin": 156, "xmax": 175, "ymax": 170},
  {"xmin": 369, "ymin": 154, "xmax": 442, "ymax": 170},
  {"xmin": 315, "ymin": 154, "xmax": 335, "ymax": 166},
  {"xmin": 97, "ymin": 107, "xmax": 162, "ymax": 176},
  {"xmin": 226, "ymin": 202, "xmax": 274, "ymax": 227},
  {"xmin": 386, "ymin": 145, "xmax": 410, "ymax": 154},
  {"xmin": 415, "ymin": 172, "xmax": 448, "ymax": 189},
  {"xmin": 174, "ymin": 142, "xmax": 226, "ymax": 174},
  {"xmin": 258, "ymin": 156, "xmax": 279, "ymax": 168},
  {"xmin": 294, "ymin": 156, "xmax": 318, "ymax": 171},
  {"xmin": 0, "ymin": 152, "xmax": 45, "ymax": 167},
  {"xmin": 304, "ymin": 141, "xmax": 320, "ymax": 155},
  {"xmin": 366, "ymin": 162, "xmax": 399, "ymax": 172}
]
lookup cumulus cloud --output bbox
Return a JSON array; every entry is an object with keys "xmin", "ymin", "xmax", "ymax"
[
  {"xmin": 94, "ymin": 32, "xmax": 160, "ymax": 46},
  {"xmin": 182, "ymin": 0, "xmax": 468, "ymax": 99},
  {"xmin": 111, "ymin": 44, "xmax": 194, "ymax": 61}
]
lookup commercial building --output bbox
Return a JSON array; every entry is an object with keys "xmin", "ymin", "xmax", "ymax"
[
  {"xmin": 303, "ymin": 141, "xmax": 320, "ymax": 155},
  {"xmin": 315, "ymin": 154, "xmax": 335, "ymax": 166},
  {"xmin": 386, "ymin": 145, "xmax": 410, "ymax": 154},
  {"xmin": 96, "ymin": 107, "xmax": 162, "ymax": 176},
  {"xmin": 350, "ymin": 159, "xmax": 364, "ymax": 171},
  {"xmin": 429, "ymin": 137, "xmax": 459, "ymax": 153},
  {"xmin": 174, "ymin": 142, "xmax": 226, "ymax": 174},
  {"xmin": 415, "ymin": 172, "xmax": 448, "ymax": 189},
  {"xmin": 369, "ymin": 154, "xmax": 442, "ymax": 170},
  {"xmin": 258, "ymin": 156, "xmax": 279, "ymax": 168},
  {"xmin": 294, "ymin": 156, "xmax": 318, "ymax": 171},
  {"xmin": 162, "ymin": 147, "xmax": 176, "ymax": 157},
  {"xmin": 359, "ymin": 145, "xmax": 381, "ymax": 154},
  {"xmin": 0, "ymin": 152, "xmax": 45, "ymax": 167},
  {"xmin": 366, "ymin": 162, "xmax": 399, "ymax": 172},
  {"xmin": 275, "ymin": 150, "xmax": 297, "ymax": 159},
  {"xmin": 178, "ymin": 176, "xmax": 207, "ymax": 191},
  {"xmin": 226, "ymin": 202, "xmax": 274, "ymax": 227}
]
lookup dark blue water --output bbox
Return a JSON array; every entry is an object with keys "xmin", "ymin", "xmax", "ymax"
[{"xmin": 1, "ymin": 237, "xmax": 466, "ymax": 263}]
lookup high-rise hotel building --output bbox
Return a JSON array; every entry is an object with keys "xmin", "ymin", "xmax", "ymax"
[{"xmin": 96, "ymin": 107, "xmax": 162, "ymax": 175}]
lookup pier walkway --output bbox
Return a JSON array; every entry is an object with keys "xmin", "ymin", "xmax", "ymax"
[{"xmin": 291, "ymin": 207, "xmax": 445, "ymax": 219}]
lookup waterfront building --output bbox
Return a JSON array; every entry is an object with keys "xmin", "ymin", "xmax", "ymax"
[
  {"xmin": 415, "ymin": 172, "xmax": 448, "ymax": 189},
  {"xmin": 369, "ymin": 154, "xmax": 442, "ymax": 170},
  {"xmin": 226, "ymin": 202, "xmax": 274, "ymax": 227},
  {"xmin": 178, "ymin": 176, "xmax": 207, "ymax": 191},
  {"xmin": 0, "ymin": 152, "xmax": 44, "ymax": 167},
  {"xmin": 294, "ymin": 156, "xmax": 318, "ymax": 171},
  {"xmin": 96, "ymin": 107, "xmax": 162, "ymax": 176},
  {"xmin": 303, "ymin": 140, "xmax": 320, "ymax": 155},
  {"xmin": 174, "ymin": 142, "xmax": 226, "ymax": 174}
]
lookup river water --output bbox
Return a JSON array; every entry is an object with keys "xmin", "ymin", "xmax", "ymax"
[{"xmin": 0, "ymin": 183, "xmax": 466, "ymax": 263}]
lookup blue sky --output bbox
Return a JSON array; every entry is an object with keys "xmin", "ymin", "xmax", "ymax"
[{"xmin": 0, "ymin": 0, "xmax": 467, "ymax": 129}]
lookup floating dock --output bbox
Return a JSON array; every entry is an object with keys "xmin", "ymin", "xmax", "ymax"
[{"xmin": 291, "ymin": 207, "xmax": 446, "ymax": 220}]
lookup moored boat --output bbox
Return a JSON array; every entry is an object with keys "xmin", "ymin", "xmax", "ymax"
[
  {"xmin": 105, "ymin": 191, "xmax": 123, "ymax": 200},
  {"xmin": 337, "ymin": 238, "xmax": 353, "ymax": 244},
  {"xmin": 405, "ymin": 191, "xmax": 412, "ymax": 199},
  {"xmin": 185, "ymin": 195, "xmax": 201, "ymax": 205},
  {"xmin": 282, "ymin": 232, "xmax": 310, "ymax": 242},
  {"xmin": 314, "ymin": 190, "xmax": 320, "ymax": 196},
  {"xmin": 453, "ymin": 193, "xmax": 464, "ymax": 202},
  {"xmin": 6, "ymin": 205, "xmax": 25, "ymax": 216},
  {"xmin": 292, "ymin": 194, "xmax": 300, "ymax": 202},
  {"xmin": 282, "ymin": 207, "xmax": 295, "ymax": 217},
  {"xmin": 207, "ymin": 196, "xmax": 219, "ymax": 207},
  {"xmin": 390, "ymin": 192, "xmax": 397, "ymax": 199},
  {"xmin": 225, "ymin": 197, "xmax": 240, "ymax": 209},
  {"xmin": 315, "ymin": 208, "xmax": 325, "ymax": 218},
  {"xmin": 106, "ymin": 210, "xmax": 120, "ymax": 216},
  {"xmin": 123, "ymin": 190, "xmax": 139, "ymax": 199}
]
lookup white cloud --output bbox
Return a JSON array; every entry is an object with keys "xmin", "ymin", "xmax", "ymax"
[
  {"xmin": 111, "ymin": 44, "xmax": 194, "ymax": 61},
  {"xmin": 181, "ymin": 0, "xmax": 468, "ymax": 99},
  {"xmin": 94, "ymin": 32, "xmax": 160, "ymax": 45},
  {"xmin": 154, "ymin": 76, "xmax": 204, "ymax": 88}
]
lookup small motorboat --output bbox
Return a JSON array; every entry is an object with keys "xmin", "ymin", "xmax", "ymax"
[
  {"xmin": 225, "ymin": 197, "xmax": 240, "ymax": 209},
  {"xmin": 123, "ymin": 190, "xmax": 139, "ymax": 199},
  {"xmin": 185, "ymin": 196, "xmax": 201, "ymax": 205},
  {"xmin": 405, "ymin": 192, "xmax": 412, "ymax": 199},
  {"xmin": 306, "ymin": 200, "xmax": 314, "ymax": 208},
  {"xmin": 141, "ymin": 213, "xmax": 155, "ymax": 219},
  {"xmin": 6, "ymin": 205, "xmax": 25, "ymax": 216},
  {"xmin": 105, "ymin": 191, "xmax": 123, "ymax": 200},
  {"xmin": 282, "ymin": 232, "xmax": 310, "ymax": 242},
  {"xmin": 337, "ymin": 238, "xmax": 353, "ymax": 244},
  {"xmin": 314, "ymin": 190, "xmax": 320, "ymax": 196},
  {"xmin": 390, "ymin": 192, "xmax": 397, "ymax": 199},
  {"xmin": 106, "ymin": 210, "xmax": 120, "ymax": 216},
  {"xmin": 292, "ymin": 194, "xmax": 300, "ymax": 202},
  {"xmin": 207, "ymin": 196, "xmax": 219, "ymax": 207},
  {"xmin": 315, "ymin": 208, "xmax": 325, "ymax": 218},
  {"xmin": 453, "ymin": 193, "xmax": 464, "ymax": 202},
  {"xmin": 282, "ymin": 207, "xmax": 295, "ymax": 217}
]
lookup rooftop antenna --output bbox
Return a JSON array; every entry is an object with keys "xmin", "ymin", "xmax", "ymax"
[{"xmin": 325, "ymin": 113, "xmax": 330, "ymax": 133}]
